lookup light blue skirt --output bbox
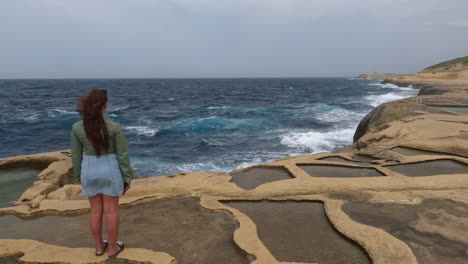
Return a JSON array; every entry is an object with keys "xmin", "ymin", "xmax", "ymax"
[{"xmin": 81, "ymin": 153, "xmax": 124, "ymax": 197}]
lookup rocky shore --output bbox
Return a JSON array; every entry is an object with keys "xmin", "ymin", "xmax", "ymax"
[{"xmin": 1, "ymin": 59, "xmax": 468, "ymax": 263}]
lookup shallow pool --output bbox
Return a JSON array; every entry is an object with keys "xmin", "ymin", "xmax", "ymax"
[
  {"xmin": 432, "ymin": 106, "xmax": 468, "ymax": 115},
  {"xmin": 0, "ymin": 167, "xmax": 41, "ymax": 207}
]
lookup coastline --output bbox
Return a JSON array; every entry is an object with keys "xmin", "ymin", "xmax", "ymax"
[
  {"xmin": 351, "ymin": 75, "xmax": 468, "ymax": 157},
  {"xmin": 1, "ymin": 74, "xmax": 468, "ymax": 263}
]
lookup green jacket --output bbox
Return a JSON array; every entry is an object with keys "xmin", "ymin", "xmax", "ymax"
[{"xmin": 71, "ymin": 114, "xmax": 133, "ymax": 184}]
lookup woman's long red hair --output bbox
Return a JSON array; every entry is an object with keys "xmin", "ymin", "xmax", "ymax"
[{"xmin": 76, "ymin": 89, "xmax": 109, "ymax": 157}]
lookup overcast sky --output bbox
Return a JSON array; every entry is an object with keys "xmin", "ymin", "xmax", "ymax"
[{"xmin": 1, "ymin": 0, "xmax": 468, "ymax": 78}]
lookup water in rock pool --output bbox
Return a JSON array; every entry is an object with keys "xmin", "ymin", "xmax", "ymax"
[
  {"xmin": 0, "ymin": 167, "xmax": 41, "ymax": 207},
  {"xmin": 0, "ymin": 78, "xmax": 418, "ymax": 177}
]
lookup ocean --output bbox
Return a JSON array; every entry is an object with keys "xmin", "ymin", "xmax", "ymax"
[{"xmin": 0, "ymin": 78, "xmax": 418, "ymax": 177}]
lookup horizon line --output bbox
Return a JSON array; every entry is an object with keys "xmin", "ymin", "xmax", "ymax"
[{"xmin": 0, "ymin": 76, "xmax": 358, "ymax": 80}]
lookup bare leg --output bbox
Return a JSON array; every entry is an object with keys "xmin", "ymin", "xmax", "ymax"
[
  {"xmin": 88, "ymin": 194, "xmax": 105, "ymax": 254},
  {"xmin": 103, "ymin": 195, "xmax": 120, "ymax": 256}
]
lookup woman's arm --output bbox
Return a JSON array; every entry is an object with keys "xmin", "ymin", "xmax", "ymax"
[
  {"xmin": 114, "ymin": 125, "xmax": 134, "ymax": 184},
  {"xmin": 70, "ymin": 125, "xmax": 83, "ymax": 183}
]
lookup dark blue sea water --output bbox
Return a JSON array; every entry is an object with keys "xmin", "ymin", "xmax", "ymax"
[{"xmin": 0, "ymin": 78, "xmax": 418, "ymax": 177}]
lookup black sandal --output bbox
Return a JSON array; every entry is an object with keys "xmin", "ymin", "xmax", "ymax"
[
  {"xmin": 95, "ymin": 240, "xmax": 108, "ymax": 256},
  {"xmin": 109, "ymin": 241, "xmax": 125, "ymax": 258}
]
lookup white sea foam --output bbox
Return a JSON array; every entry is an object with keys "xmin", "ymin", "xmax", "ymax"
[
  {"xmin": 279, "ymin": 80, "xmax": 418, "ymax": 154},
  {"xmin": 171, "ymin": 162, "xmax": 227, "ymax": 173},
  {"xmin": 365, "ymin": 80, "xmax": 419, "ymax": 107},
  {"xmin": 393, "ymin": 85, "xmax": 415, "ymax": 91},
  {"xmin": 47, "ymin": 108, "xmax": 76, "ymax": 117},
  {"xmin": 53, "ymin": 109, "xmax": 75, "ymax": 114},
  {"xmin": 24, "ymin": 113, "xmax": 40, "ymax": 120},
  {"xmin": 364, "ymin": 93, "xmax": 409, "ymax": 107},
  {"xmin": 207, "ymin": 106, "xmax": 225, "ymax": 110},
  {"xmin": 109, "ymin": 105, "xmax": 130, "ymax": 112},
  {"xmin": 370, "ymin": 82, "xmax": 415, "ymax": 91},
  {"xmin": 233, "ymin": 157, "xmax": 276, "ymax": 171},
  {"xmin": 376, "ymin": 83, "xmax": 400, "ymax": 89},
  {"xmin": 124, "ymin": 126, "xmax": 158, "ymax": 137},
  {"xmin": 20, "ymin": 109, "xmax": 75, "ymax": 120},
  {"xmin": 131, "ymin": 152, "xmax": 286, "ymax": 176},
  {"xmin": 280, "ymin": 128, "xmax": 356, "ymax": 153},
  {"xmin": 45, "ymin": 108, "xmax": 77, "ymax": 118},
  {"xmin": 314, "ymin": 108, "xmax": 365, "ymax": 123}
]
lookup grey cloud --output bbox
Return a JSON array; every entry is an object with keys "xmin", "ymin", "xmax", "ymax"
[{"xmin": 0, "ymin": 0, "xmax": 467, "ymax": 78}]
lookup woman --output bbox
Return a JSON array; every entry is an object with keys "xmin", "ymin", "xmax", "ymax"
[{"xmin": 71, "ymin": 89, "xmax": 133, "ymax": 258}]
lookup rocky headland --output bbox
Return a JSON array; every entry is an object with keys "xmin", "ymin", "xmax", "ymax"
[{"xmin": 1, "ymin": 57, "xmax": 468, "ymax": 264}]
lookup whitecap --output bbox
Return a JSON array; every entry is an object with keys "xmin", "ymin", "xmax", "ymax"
[
  {"xmin": 108, "ymin": 105, "xmax": 130, "ymax": 112},
  {"xmin": 392, "ymin": 85, "xmax": 415, "ymax": 91},
  {"xmin": 53, "ymin": 109, "xmax": 75, "ymax": 114},
  {"xmin": 174, "ymin": 162, "xmax": 227, "ymax": 173},
  {"xmin": 168, "ymin": 116, "xmax": 276, "ymax": 133},
  {"xmin": 369, "ymin": 82, "xmax": 415, "ymax": 91},
  {"xmin": 280, "ymin": 128, "xmax": 356, "ymax": 153},
  {"xmin": 46, "ymin": 108, "xmax": 77, "ymax": 118},
  {"xmin": 314, "ymin": 108, "xmax": 365, "ymax": 123},
  {"xmin": 24, "ymin": 113, "xmax": 40, "ymax": 120},
  {"xmin": 379, "ymin": 83, "xmax": 401, "ymax": 89},
  {"xmin": 364, "ymin": 93, "xmax": 409, "ymax": 107},
  {"xmin": 207, "ymin": 106, "xmax": 228, "ymax": 110},
  {"xmin": 130, "ymin": 156, "xmax": 226, "ymax": 176},
  {"xmin": 291, "ymin": 104, "xmax": 334, "ymax": 115},
  {"xmin": 233, "ymin": 158, "xmax": 274, "ymax": 171},
  {"xmin": 124, "ymin": 126, "xmax": 158, "ymax": 137},
  {"xmin": 206, "ymin": 106, "xmax": 244, "ymax": 113}
]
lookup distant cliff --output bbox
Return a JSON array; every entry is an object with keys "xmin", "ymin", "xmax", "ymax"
[
  {"xmin": 358, "ymin": 55, "xmax": 468, "ymax": 81},
  {"xmin": 420, "ymin": 56, "xmax": 468, "ymax": 73},
  {"xmin": 416, "ymin": 56, "xmax": 468, "ymax": 80},
  {"xmin": 356, "ymin": 73, "xmax": 405, "ymax": 79}
]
